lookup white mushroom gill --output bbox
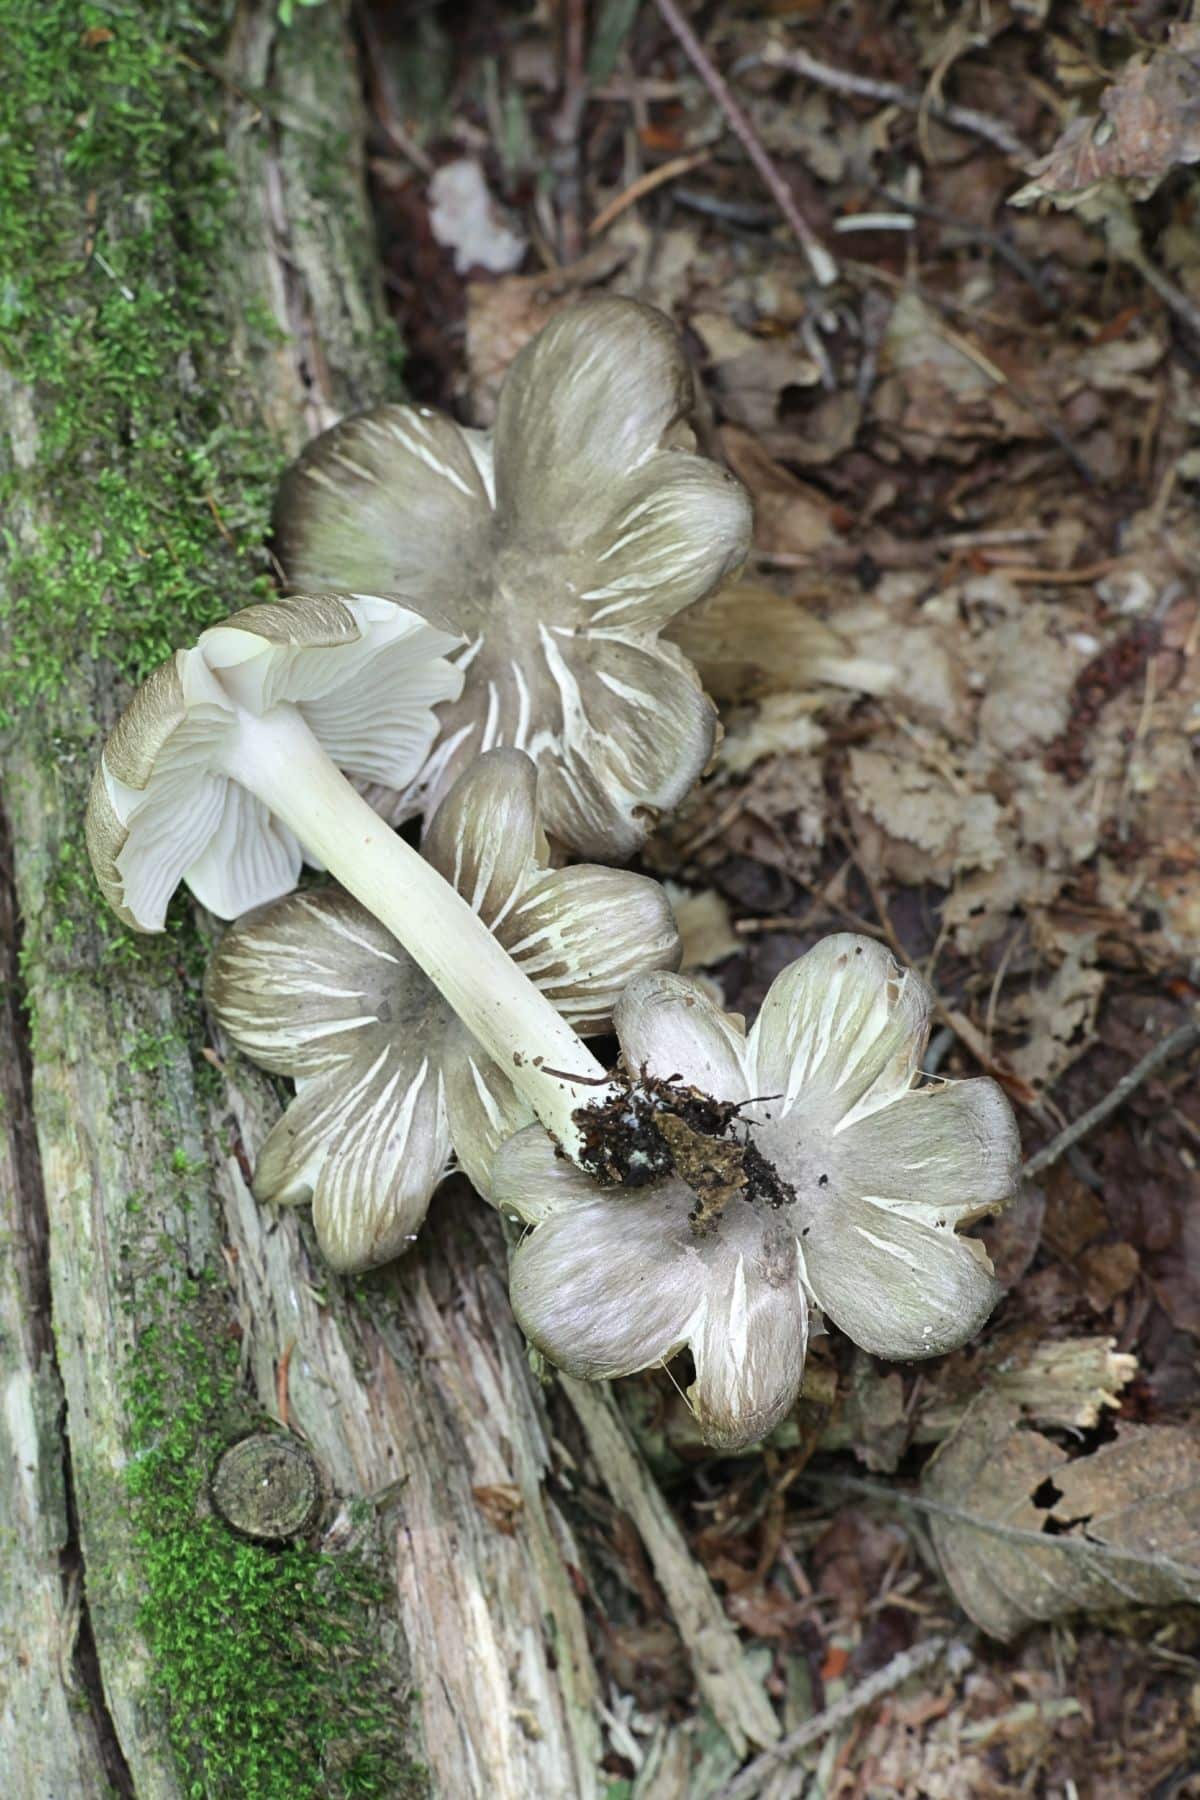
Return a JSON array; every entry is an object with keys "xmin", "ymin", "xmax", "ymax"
[
  {"xmin": 500, "ymin": 935, "xmax": 1021, "ymax": 1451},
  {"xmin": 273, "ymin": 297, "xmax": 753, "ymax": 860},
  {"xmin": 206, "ymin": 750, "xmax": 681, "ymax": 1273}
]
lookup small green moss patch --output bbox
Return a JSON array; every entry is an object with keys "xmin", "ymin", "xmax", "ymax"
[{"xmin": 127, "ymin": 1289, "xmax": 424, "ymax": 1799}]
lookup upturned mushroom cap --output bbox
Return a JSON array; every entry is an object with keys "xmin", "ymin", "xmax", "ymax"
[
  {"xmin": 273, "ymin": 297, "xmax": 753, "ymax": 860},
  {"xmin": 206, "ymin": 749, "xmax": 682, "ymax": 1271},
  {"xmin": 501, "ymin": 935, "xmax": 1021, "ymax": 1450},
  {"xmin": 86, "ymin": 593, "xmax": 462, "ymax": 930}
]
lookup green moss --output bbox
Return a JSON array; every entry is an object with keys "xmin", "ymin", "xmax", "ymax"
[
  {"xmin": 127, "ymin": 1288, "xmax": 424, "ymax": 1800},
  {"xmin": 2, "ymin": 7, "xmax": 424, "ymax": 1793},
  {"xmin": 0, "ymin": 0, "xmax": 280, "ymax": 731}
]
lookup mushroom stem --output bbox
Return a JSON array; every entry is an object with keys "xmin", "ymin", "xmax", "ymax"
[{"xmin": 226, "ymin": 704, "xmax": 619, "ymax": 1158}]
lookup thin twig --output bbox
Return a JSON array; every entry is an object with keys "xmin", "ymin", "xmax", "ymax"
[
  {"xmin": 986, "ymin": 558, "xmax": 1122, "ymax": 585},
  {"xmin": 1122, "ymin": 236, "xmax": 1200, "ymax": 341},
  {"xmin": 562, "ymin": 1377, "xmax": 781, "ymax": 1755},
  {"xmin": 553, "ymin": 0, "xmax": 590, "ymax": 260},
  {"xmin": 355, "ymin": 3, "xmax": 436, "ymax": 176},
  {"xmin": 762, "ymin": 42, "xmax": 1033, "ymax": 161},
  {"xmin": 674, "ymin": 186, "xmax": 774, "ymax": 227},
  {"xmin": 588, "ymin": 149, "xmax": 711, "ymax": 235},
  {"xmin": 716, "ymin": 1635, "xmax": 956, "ymax": 1799},
  {"xmin": 651, "ymin": 0, "xmax": 836, "ymax": 285},
  {"xmin": 1021, "ymin": 1015, "xmax": 1200, "ymax": 1182}
]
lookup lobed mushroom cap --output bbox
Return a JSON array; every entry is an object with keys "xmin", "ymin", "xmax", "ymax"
[
  {"xmin": 207, "ymin": 748, "xmax": 682, "ymax": 1272},
  {"xmin": 273, "ymin": 296, "xmax": 754, "ymax": 860},
  {"xmin": 502, "ymin": 934, "xmax": 1021, "ymax": 1451},
  {"xmin": 85, "ymin": 592, "xmax": 463, "ymax": 931}
]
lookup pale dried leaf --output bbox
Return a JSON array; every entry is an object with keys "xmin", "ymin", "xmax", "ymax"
[
  {"xmin": 666, "ymin": 883, "xmax": 740, "ymax": 972},
  {"xmin": 429, "ymin": 159, "xmax": 527, "ymax": 274},
  {"xmin": 976, "ymin": 611, "xmax": 1083, "ymax": 756},
  {"xmin": 1007, "ymin": 937, "xmax": 1105, "ymax": 1090},
  {"xmin": 718, "ymin": 694, "xmax": 827, "ymax": 777},
  {"xmin": 847, "ymin": 744, "xmax": 1007, "ymax": 885},
  {"xmin": 839, "ymin": 584, "xmax": 968, "ymax": 731},
  {"xmin": 719, "ymin": 429, "xmax": 837, "ymax": 559}
]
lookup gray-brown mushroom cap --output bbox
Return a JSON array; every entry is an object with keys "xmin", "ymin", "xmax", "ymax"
[
  {"xmin": 206, "ymin": 749, "xmax": 682, "ymax": 1272},
  {"xmin": 274, "ymin": 297, "xmax": 753, "ymax": 860},
  {"xmin": 85, "ymin": 593, "xmax": 463, "ymax": 930}
]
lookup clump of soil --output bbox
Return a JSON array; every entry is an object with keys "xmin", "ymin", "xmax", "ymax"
[{"xmin": 573, "ymin": 1068, "xmax": 795, "ymax": 1232}]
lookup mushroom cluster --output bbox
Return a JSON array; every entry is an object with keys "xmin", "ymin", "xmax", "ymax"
[{"xmin": 85, "ymin": 298, "xmax": 1022, "ymax": 1451}]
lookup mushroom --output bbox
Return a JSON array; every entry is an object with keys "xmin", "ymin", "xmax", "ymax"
[
  {"xmin": 85, "ymin": 594, "xmax": 461, "ymax": 926},
  {"xmin": 497, "ymin": 936, "xmax": 1020, "ymax": 1451},
  {"xmin": 84, "ymin": 592, "xmax": 633, "ymax": 1162},
  {"xmin": 273, "ymin": 296, "xmax": 753, "ymax": 860},
  {"xmin": 205, "ymin": 750, "xmax": 680, "ymax": 1272}
]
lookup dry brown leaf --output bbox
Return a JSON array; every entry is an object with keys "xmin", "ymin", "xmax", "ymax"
[
  {"xmin": 872, "ymin": 292, "xmax": 1016, "ymax": 464},
  {"xmin": 1079, "ymin": 1241, "xmax": 1140, "ymax": 1313},
  {"xmin": 1014, "ymin": 24, "xmax": 1200, "ymax": 208},
  {"xmin": 690, "ymin": 309, "xmax": 820, "ymax": 438},
  {"xmin": 847, "ymin": 743, "xmax": 1008, "ymax": 886},
  {"xmin": 924, "ymin": 1393, "xmax": 1200, "ymax": 1640},
  {"xmin": 719, "ymin": 426, "xmax": 838, "ymax": 559},
  {"xmin": 821, "ymin": 1352, "xmax": 909, "ymax": 1473},
  {"xmin": 942, "ymin": 854, "xmax": 1062, "ymax": 953},
  {"xmin": 717, "ymin": 693, "xmax": 827, "ymax": 777},
  {"xmin": 975, "ymin": 608, "xmax": 1084, "ymax": 757},
  {"xmin": 689, "ymin": 307, "xmax": 861, "ymax": 464},
  {"xmin": 840, "ymin": 583, "xmax": 969, "ymax": 732}
]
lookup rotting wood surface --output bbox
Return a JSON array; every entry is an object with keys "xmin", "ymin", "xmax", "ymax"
[{"xmin": 0, "ymin": 6, "xmax": 778, "ymax": 1795}]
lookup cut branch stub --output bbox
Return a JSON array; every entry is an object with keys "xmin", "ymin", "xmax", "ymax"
[{"xmin": 210, "ymin": 1434, "xmax": 324, "ymax": 1542}]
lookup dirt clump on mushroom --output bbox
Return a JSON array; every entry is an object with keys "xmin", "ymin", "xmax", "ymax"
[{"xmin": 572, "ymin": 1069, "xmax": 797, "ymax": 1227}]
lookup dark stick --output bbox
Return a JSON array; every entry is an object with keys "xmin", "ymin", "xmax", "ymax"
[
  {"xmin": 1021, "ymin": 1016, "xmax": 1200, "ymax": 1181},
  {"xmin": 651, "ymin": 0, "xmax": 836, "ymax": 286}
]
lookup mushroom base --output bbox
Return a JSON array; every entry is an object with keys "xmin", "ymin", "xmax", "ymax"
[{"xmin": 572, "ymin": 1071, "xmax": 797, "ymax": 1231}]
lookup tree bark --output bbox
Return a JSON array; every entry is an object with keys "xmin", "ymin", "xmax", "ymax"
[{"xmin": 0, "ymin": 5, "xmax": 770, "ymax": 1794}]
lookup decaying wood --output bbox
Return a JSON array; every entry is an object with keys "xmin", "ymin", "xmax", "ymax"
[
  {"xmin": 0, "ymin": 5, "xmax": 766, "ymax": 1793},
  {"xmin": 0, "ymin": 812, "xmax": 121, "ymax": 1797}
]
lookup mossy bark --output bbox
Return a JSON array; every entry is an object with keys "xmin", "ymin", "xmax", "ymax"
[
  {"xmin": 1, "ymin": 5, "xmax": 781, "ymax": 1793},
  {"xmin": 0, "ymin": 4, "xmax": 599, "ymax": 1794}
]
